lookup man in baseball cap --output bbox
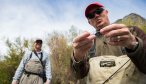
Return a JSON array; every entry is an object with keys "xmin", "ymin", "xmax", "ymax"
[
  {"xmin": 85, "ymin": 2, "xmax": 104, "ymax": 18},
  {"xmin": 71, "ymin": 2, "xmax": 146, "ymax": 84},
  {"xmin": 12, "ymin": 38, "xmax": 52, "ymax": 84}
]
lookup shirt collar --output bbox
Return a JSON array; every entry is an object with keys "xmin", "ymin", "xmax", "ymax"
[{"xmin": 36, "ymin": 50, "xmax": 42, "ymax": 54}]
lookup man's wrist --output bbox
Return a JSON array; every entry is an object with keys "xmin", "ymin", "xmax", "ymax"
[
  {"xmin": 72, "ymin": 52, "xmax": 86, "ymax": 63},
  {"xmin": 125, "ymin": 41, "xmax": 139, "ymax": 53},
  {"xmin": 12, "ymin": 80, "xmax": 18, "ymax": 84},
  {"xmin": 131, "ymin": 41, "xmax": 139, "ymax": 50},
  {"xmin": 126, "ymin": 41, "xmax": 138, "ymax": 50},
  {"xmin": 126, "ymin": 35, "xmax": 138, "ymax": 49},
  {"xmin": 45, "ymin": 79, "xmax": 51, "ymax": 84}
]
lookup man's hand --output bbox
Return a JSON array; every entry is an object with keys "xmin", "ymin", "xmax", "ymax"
[
  {"xmin": 11, "ymin": 80, "xmax": 18, "ymax": 84},
  {"xmin": 100, "ymin": 24, "xmax": 137, "ymax": 49},
  {"xmin": 72, "ymin": 31, "xmax": 96, "ymax": 62},
  {"xmin": 45, "ymin": 79, "xmax": 50, "ymax": 84}
]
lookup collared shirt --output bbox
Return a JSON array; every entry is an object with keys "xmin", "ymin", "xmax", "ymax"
[{"xmin": 13, "ymin": 50, "xmax": 52, "ymax": 81}]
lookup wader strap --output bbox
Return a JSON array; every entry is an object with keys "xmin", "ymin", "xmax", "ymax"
[
  {"xmin": 24, "ymin": 70, "xmax": 44, "ymax": 78},
  {"xmin": 33, "ymin": 51, "xmax": 44, "ymax": 68}
]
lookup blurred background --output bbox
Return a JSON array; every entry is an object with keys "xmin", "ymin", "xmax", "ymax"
[{"xmin": 0, "ymin": 0, "xmax": 145, "ymax": 84}]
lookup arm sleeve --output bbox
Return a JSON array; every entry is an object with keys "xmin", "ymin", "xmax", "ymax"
[
  {"xmin": 12, "ymin": 51, "xmax": 30, "ymax": 80},
  {"xmin": 126, "ymin": 27, "xmax": 146, "ymax": 74},
  {"xmin": 70, "ymin": 53, "xmax": 90, "ymax": 79},
  {"xmin": 70, "ymin": 39, "xmax": 96, "ymax": 79},
  {"xmin": 45, "ymin": 53, "xmax": 52, "ymax": 80}
]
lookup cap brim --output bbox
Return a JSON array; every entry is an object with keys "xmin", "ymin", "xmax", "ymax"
[{"xmin": 85, "ymin": 2, "xmax": 104, "ymax": 18}]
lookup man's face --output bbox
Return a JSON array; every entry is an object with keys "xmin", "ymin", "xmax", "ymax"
[
  {"xmin": 34, "ymin": 43, "xmax": 42, "ymax": 50},
  {"xmin": 88, "ymin": 7, "xmax": 110, "ymax": 30}
]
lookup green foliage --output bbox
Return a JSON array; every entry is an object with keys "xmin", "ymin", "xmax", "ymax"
[{"xmin": 0, "ymin": 37, "xmax": 33, "ymax": 84}]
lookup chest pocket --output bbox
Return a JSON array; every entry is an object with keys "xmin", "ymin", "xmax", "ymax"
[
  {"xmin": 25, "ymin": 59, "xmax": 43, "ymax": 74},
  {"xmin": 24, "ymin": 51, "xmax": 44, "ymax": 74},
  {"xmin": 86, "ymin": 55, "xmax": 133, "ymax": 84}
]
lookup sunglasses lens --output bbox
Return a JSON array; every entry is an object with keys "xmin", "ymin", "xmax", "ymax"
[
  {"xmin": 95, "ymin": 8, "xmax": 104, "ymax": 15},
  {"xmin": 87, "ymin": 8, "xmax": 104, "ymax": 19},
  {"xmin": 87, "ymin": 13, "xmax": 95, "ymax": 19}
]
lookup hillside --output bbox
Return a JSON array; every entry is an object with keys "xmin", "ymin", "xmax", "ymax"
[{"xmin": 115, "ymin": 13, "xmax": 146, "ymax": 33}]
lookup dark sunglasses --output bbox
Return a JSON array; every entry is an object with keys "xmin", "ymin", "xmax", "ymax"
[{"xmin": 86, "ymin": 8, "xmax": 104, "ymax": 19}]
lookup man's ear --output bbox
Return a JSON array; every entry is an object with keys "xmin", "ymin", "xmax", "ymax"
[
  {"xmin": 88, "ymin": 20, "xmax": 94, "ymax": 26},
  {"xmin": 88, "ymin": 20, "xmax": 91, "ymax": 25},
  {"xmin": 105, "ymin": 10, "xmax": 108, "ymax": 15}
]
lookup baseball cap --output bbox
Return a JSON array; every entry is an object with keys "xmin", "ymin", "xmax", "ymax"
[
  {"xmin": 85, "ymin": 2, "xmax": 104, "ymax": 18},
  {"xmin": 35, "ymin": 39, "xmax": 43, "ymax": 44}
]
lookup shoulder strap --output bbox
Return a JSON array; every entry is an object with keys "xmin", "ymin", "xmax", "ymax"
[
  {"xmin": 88, "ymin": 31, "xmax": 102, "ymax": 58},
  {"xmin": 88, "ymin": 36, "xmax": 96, "ymax": 58},
  {"xmin": 33, "ymin": 51, "xmax": 44, "ymax": 68},
  {"xmin": 24, "ymin": 52, "xmax": 32, "ymax": 70},
  {"xmin": 28, "ymin": 52, "xmax": 32, "ymax": 61}
]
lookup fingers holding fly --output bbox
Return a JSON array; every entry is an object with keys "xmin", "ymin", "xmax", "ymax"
[
  {"xmin": 100, "ymin": 24, "xmax": 126, "ymax": 35},
  {"xmin": 73, "ymin": 31, "xmax": 90, "ymax": 43},
  {"xmin": 103, "ymin": 28, "xmax": 130, "ymax": 38},
  {"xmin": 73, "ymin": 31, "xmax": 96, "ymax": 49}
]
